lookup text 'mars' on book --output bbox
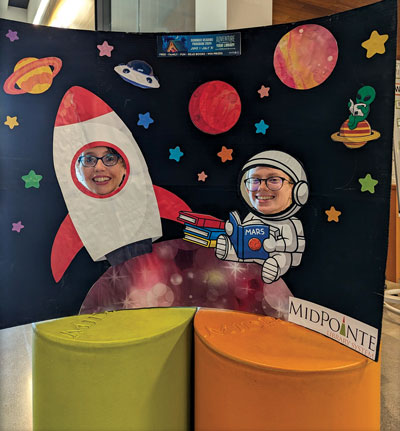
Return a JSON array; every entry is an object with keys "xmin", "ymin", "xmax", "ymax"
[{"xmin": 229, "ymin": 211, "xmax": 277, "ymax": 260}]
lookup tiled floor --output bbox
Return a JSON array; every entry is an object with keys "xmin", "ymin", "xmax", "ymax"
[{"xmin": 0, "ymin": 302, "xmax": 398, "ymax": 431}]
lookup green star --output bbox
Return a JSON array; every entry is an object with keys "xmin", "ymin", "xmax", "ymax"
[
  {"xmin": 21, "ymin": 170, "xmax": 43, "ymax": 189},
  {"xmin": 359, "ymin": 173, "xmax": 378, "ymax": 194}
]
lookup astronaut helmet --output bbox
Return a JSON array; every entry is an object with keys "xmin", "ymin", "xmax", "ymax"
[{"xmin": 239, "ymin": 150, "xmax": 309, "ymax": 220}]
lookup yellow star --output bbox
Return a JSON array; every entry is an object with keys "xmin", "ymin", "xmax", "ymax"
[
  {"xmin": 325, "ymin": 206, "xmax": 341, "ymax": 222},
  {"xmin": 4, "ymin": 116, "xmax": 19, "ymax": 129},
  {"xmin": 361, "ymin": 30, "xmax": 388, "ymax": 58}
]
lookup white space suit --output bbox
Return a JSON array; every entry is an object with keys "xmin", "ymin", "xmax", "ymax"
[{"xmin": 215, "ymin": 150, "xmax": 309, "ymax": 284}]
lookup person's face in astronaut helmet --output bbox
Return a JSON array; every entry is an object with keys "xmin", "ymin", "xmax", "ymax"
[{"xmin": 245, "ymin": 166, "xmax": 294, "ymax": 215}]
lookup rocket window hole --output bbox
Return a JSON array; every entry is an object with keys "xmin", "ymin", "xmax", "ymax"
[{"xmin": 71, "ymin": 142, "xmax": 130, "ymax": 199}]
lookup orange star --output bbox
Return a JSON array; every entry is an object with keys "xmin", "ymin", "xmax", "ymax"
[
  {"xmin": 325, "ymin": 206, "xmax": 341, "ymax": 222},
  {"xmin": 197, "ymin": 171, "xmax": 208, "ymax": 182},
  {"xmin": 257, "ymin": 85, "xmax": 270, "ymax": 98},
  {"xmin": 217, "ymin": 146, "xmax": 233, "ymax": 163}
]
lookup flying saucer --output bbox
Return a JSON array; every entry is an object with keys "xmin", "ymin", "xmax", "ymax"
[
  {"xmin": 3, "ymin": 57, "xmax": 62, "ymax": 95},
  {"xmin": 114, "ymin": 60, "xmax": 160, "ymax": 89},
  {"xmin": 331, "ymin": 119, "xmax": 380, "ymax": 149}
]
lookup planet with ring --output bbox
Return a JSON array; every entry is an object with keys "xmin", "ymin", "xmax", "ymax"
[
  {"xmin": 331, "ymin": 119, "xmax": 380, "ymax": 149},
  {"xmin": 3, "ymin": 57, "xmax": 62, "ymax": 95}
]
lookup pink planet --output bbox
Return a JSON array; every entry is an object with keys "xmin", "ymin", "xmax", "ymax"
[{"xmin": 273, "ymin": 24, "xmax": 338, "ymax": 90}]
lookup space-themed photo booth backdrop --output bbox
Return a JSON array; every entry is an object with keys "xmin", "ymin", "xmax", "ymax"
[{"xmin": 0, "ymin": 0, "xmax": 396, "ymax": 359}]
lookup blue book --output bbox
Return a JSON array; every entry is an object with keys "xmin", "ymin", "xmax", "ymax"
[
  {"xmin": 184, "ymin": 224, "xmax": 225, "ymax": 240},
  {"xmin": 229, "ymin": 211, "xmax": 275, "ymax": 260}
]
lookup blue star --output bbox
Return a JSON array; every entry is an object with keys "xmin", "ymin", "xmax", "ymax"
[
  {"xmin": 137, "ymin": 112, "xmax": 154, "ymax": 129},
  {"xmin": 255, "ymin": 120, "xmax": 269, "ymax": 135},
  {"xmin": 169, "ymin": 146, "xmax": 184, "ymax": 162}
]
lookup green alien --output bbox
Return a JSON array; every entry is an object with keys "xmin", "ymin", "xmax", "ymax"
[{"xmin": 347, "ymin": 85, "xmax": 376, "ymax": 130}]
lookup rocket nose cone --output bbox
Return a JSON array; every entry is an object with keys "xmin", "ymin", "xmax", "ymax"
[{"xmin": 54, "ymin": 86, "xmax": 113, "ymax": 127}]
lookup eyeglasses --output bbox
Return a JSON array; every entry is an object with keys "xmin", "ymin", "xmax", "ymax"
[
  {"xmin": 244, "ymin": 176, "xmax": 293, "ymax": 192},
  {"xmin": 78, "ymin": 153, "xmax": 121, "ymax": 167}
]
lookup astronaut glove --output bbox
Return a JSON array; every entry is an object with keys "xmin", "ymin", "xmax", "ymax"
[
  {"xmin": 263, "ymin": 236, "xmax": 277, "ymax": 252},
  {"xmin": 215, "ymin": 235, "xmax": 229, "ymax": 260},
  {"xmin": 225, "ymin": 221, "xmax": 233, "ymax": 236}
]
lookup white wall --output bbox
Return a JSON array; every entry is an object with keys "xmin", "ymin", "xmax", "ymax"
[{"xmin": 0, "ymin": 0, "xmax": 27, "ymax": 22}]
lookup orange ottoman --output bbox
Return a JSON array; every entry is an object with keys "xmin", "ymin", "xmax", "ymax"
[{"xmin": 194, "ymin": 309, "xmax": 380, "ymax": 431}]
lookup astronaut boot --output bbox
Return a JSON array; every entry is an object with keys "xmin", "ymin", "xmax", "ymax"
[
  {"xmin": 215, "ymin": 235, "xmax": 229, "ymax": 260},
  {"xmin": 262, "ymin": 257, "xmax": 281, "ymax": 284}
]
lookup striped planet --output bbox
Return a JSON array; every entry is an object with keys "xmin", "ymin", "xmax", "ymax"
[
  {"xmin": 331, "ymin": 119, "xmax": 380, "ymax": 149},
  {"xmin": 3, "ymin": 57, "xmax": 62, "ymax": 95}
]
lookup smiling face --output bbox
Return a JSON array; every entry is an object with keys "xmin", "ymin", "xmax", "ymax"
[
  {"xmin": 246, "ymin": 166, "xmax": 294, "ymax": 215},
  {"xmin": 77, "ymin": 146, "xmax": 126, "ymax": 196}
]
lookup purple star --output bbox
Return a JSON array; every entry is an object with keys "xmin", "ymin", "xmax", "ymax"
[
  {"xmin": 6, "ymin": 29, "xmax": 19, "ymax": 42},
  {"xmin": 97, "ymin": 41, "xmax": 114, "ymax": 57},
  {"xmin": 12, "ymin": 221, "xmax": 24, "ymax": 233}
]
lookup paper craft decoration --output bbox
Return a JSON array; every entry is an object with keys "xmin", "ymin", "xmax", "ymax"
[
  {"xmin": 188, "ymin": 81, "xmax": 241, "ymax": 134},
  {"xmin": 0, "ymin": 0, "xmax": 396, "ymax": 361},
  {"xmin": 114, "ymin": 60, "xmax": 160, "ymax": 89},
  {"xmin": 51, "ymin": 86, "xmax": 190, "ymax": 281},
  {"xmin": 226, "ymin": 211, "xmax": 272, "ymax": 260},
  {"xmin": 331, "ymin": 86, "xmax": 380, "ymax": 148},
  {"xmin": 273, "ymin": 24, "xmax": 338, "ymax": 90},
  {"xmin": 216, "ymin": 150, "xmax": 308, "ymax": 284},
  {"xmin": 3, "ymin": 56, "xmax": 62, "ymax": 95},
  {"xmin": 178, "ymin": 212, "xmax": 225, "ymax": 229}
]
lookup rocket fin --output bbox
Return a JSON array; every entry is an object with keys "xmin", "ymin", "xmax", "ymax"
[
  {"xmin": 153, "ymin": 185, "xmax": 191, "ymax": 223},
  {"xmin": 51, "ymin": 214, "xmax": 84, "ymax": 282}
]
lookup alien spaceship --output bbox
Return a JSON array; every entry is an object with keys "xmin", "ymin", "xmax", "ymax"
[
  {"xmin": 114, "ymin": 60, "xmax": 160, "ymax": 89},
  {"xmin": 3, "ymin": 56, "xmax": 62, "ymax": 95}
]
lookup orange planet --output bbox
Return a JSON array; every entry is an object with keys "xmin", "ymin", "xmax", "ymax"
[
  {"xmin": 3, "ymin": 57, "xmax": 62, "ymax": 95},
  {"xmin": 331, "ymin": 119, "xmax": 380, "ymax": 149}
]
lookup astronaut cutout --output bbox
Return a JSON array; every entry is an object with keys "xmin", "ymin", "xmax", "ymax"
[{"xmin": 215, "ymin": 150, "xmax": 309, "ymax": 284}]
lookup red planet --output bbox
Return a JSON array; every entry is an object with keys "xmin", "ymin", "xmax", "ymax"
[{"xmin": 189, "ymin": 80, "xmax": 241, "ymax": 134}]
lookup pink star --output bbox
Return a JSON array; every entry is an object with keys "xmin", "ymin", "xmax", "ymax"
[
  {"xmin": 257, "ymin": 85, "xmax": 270, "ymax": 98},
  {"xmin": 197, "ymin": 171, "xmax": 208, "ymax": 182},
  {"xmin": 12, "ymin": 221, "xmax": 24, "ymax": 233},
  {"xmin": 97, "ymin": 41, "xmax": 114, "ymax": 57},
  {"xmin": 6, "ymin": 29, "xmax": 19, "ymax": 42}
]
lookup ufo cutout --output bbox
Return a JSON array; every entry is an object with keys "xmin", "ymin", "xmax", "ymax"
[
  {"xmin": 114, "ymin": 60, "xmax": 160, "ymax": 89},
  {"xmin": 331, "ymin": 119, "xmax": 380, "ymax": 149},
  {"xmin": 3, "ymin": 57, "xmax": 62, "ymax": 95}
]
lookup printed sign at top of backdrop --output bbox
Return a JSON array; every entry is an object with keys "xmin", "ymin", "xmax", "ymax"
[{"xmin": 0, "ymin": 0, "xmax": 396, "ymax": 360}]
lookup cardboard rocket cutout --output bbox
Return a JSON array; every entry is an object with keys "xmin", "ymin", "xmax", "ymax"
[{"xmin": 52, "ymin": 86, "xmax": 189, "ymax": 282}]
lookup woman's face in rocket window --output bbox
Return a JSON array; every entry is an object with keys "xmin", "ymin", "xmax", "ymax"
[
  {"xmin": 76, "ymin": 146, "xmax": 126, "ymax": 196},
  {"xmin": 245, "ymin": 166, "xmax": 294, "ymax": 215}
]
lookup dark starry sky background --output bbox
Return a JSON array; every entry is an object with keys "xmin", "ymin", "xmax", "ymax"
[{"xmin": 0, "ymin": 0, "xmax": 396, "ymax": 344}]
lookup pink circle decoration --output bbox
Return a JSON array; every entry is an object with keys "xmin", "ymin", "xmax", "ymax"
[{"xmin": 273, "ymin": 24, "xmax": 338, "ymax": 90}]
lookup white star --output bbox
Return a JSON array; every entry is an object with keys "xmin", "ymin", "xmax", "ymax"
[
  {"xmin": 103, "ymin": 267, "xmax": 127, "ymax": 286},
  {"xmin": 223, "ymin": 261, "xmax": 246, "ymax": 280},
  {"xmin": 120, "ymin": 294, "xmax": 136, "ymax": 309}
]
